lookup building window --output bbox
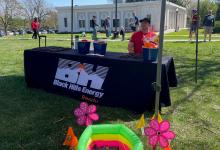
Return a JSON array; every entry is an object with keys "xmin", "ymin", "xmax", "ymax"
[
  {"xmin": 79, "ymin": 20, "xmax": 85, "ymax": 28},
  {"xmin": 113, "ymin": 19, "xmax": 120, "ymax": 27},
  {"xmin": 90, "ymin": 20, "xmax": 93, "ymax": 28},
  {"xmin": 64, "ymin": 18, "xmax": 68, "ymax": 28}
]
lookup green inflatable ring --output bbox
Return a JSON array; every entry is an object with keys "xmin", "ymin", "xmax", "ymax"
[{"xmin": 77, "ymin": 124, "xmax": 143, "ymax": 150}]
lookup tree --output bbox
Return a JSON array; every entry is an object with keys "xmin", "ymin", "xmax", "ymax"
[
  {"xmin": 0, "ymin": 0, "xmax": 21, "ymax": 34},
  {"xmin": 9, "ymin": 18, "xmax": 27, "ymax": 30},
  {"xmin": 33, "ymin": 0, "xmax": 50, "ymax": 22},
  {"xmin": 200, "ymin": 0, "xmax": 217, "ymax": 24},
  {"xmin": 42, "ymin": 10, "xmax": 58, "ymax": 29},
  {"xmin": 21, "ymin": 0, "xmax": 36, "ymax": 21},
  {"xmin": 21, "ymin": 0, "xmax": 51, "ymax": 24},
  {"xmin": 169, "ymin": 0, "xmax": 191, "ymax": 8},
  {"xmin": 216, "ymin": 4, "xmax": 220, "ymax": 20}
]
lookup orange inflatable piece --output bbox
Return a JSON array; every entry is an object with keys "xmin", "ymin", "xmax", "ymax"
[
  {"xmin": 164, "ymin": 145, "xmax": 172, "ymax": 150},
  {"xmin": 63, "ymin": 127, "xmax": 78, "ymax": 150}
]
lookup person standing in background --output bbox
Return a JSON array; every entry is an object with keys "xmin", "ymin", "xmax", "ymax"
[
  {"xmin": 133, "ymin": 12, "xmax": 139, "ymax": 31},
  {"xmin": 104, "ymin": 16, "xmax": 111, "ymax": 38},
  {"xmin": 31, "ymin": 17, "xmax": 40, "ymax": 39},
  {"xmin": 120, "ymin": 26, "xmax": 125, "ymax": 41},
  {"xmin": 189, "ymin": 9, "xmax": 198, "ymax": 41},
  {"xmin": 91, "ymin": 16, "xmax": 99, "ymax": 40},
  {"xmin": 129, "ymin": 18, "xmax": 136, "ymax": 32},
  {"xmin": 203, "ymin": 10, "xmax": 215, "ymax": 42}
]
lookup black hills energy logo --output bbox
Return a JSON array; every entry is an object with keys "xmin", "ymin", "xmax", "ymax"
[{"xmin": 53, "ymin": 58, "xmax": 109, "ymax": 98}]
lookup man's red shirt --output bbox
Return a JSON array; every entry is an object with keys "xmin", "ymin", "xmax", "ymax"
[
  {"xmin": 130, "ymin": 31, "xmax": 145, "ymax": 54},
  {"xmin": 31, "ymin": 21, "xmax": 40, "ymax": 30}
]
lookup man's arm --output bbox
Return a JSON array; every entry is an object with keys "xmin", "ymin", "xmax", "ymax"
[
  {"xmin": 95, "ymin": 20, "xmax": 99, "ymax": 26},
  {"xmin": 128, "ymin": 41, "xmax": 134, "ymax": 54}
]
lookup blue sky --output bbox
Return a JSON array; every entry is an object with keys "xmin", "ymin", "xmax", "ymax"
[{"xmin": 47, "ymin": 0, "xmax": 111, "ymax": 7}]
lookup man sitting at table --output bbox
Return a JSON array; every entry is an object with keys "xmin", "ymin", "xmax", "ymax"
[{"xmin": 128, "ymin": 18, "xmax": 151, "ymax": 55}]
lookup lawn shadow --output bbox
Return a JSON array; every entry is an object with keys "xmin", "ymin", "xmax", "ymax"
[
  {"xmin": 0, "ymin": 75, "xmax": 144, "ymax": 124},
  {"xmin": 167, "ymin": 56, "xmax": 220, "ymax": 114}
]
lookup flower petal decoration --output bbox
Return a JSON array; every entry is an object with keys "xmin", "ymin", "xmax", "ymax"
[
  {"xmin": 74, "ymin": 102, "xmax": 99, "ymax": 126},
  {"xmin": 87, "ymin": 105, "xmax": 96, "ymax": 113},
  {"xmin": 162, "ymin": 131, "xmax": 176, "ymax": 139},
  {"xmin": 80, "ymin": 102, "xmax": 88, "ymax": 112},
  {"xmin": 89, "ymin": 113, "xmax": 99, "ymax": 121},
  {"xmin": 144, "ymin": 127, "xmax": 157, "ymax": 137},
  {"xmin": 77, "ymin": 116, "xmax": 86, "ymax": 126},
  {"xmin": 160, "ymin": 120, "xmax": 170, "ymax": 132},
  {"xmin": 74, "ymin": 108, "xmax": 85, "ymax": 117},
  {"xmin": 144, "ymin": 118, "xmax": 175, "ymax": 149},
  {"xmin": 149, "ymin": 135, "xmax": 158, "ymax": 146},
  {"xmin": 149, "ymin": 119, "xmax": 160, "ymax": 131},
  {"xmin": 85, "ymin": 117, "xmax": 93, "ymax": 126},
  {"xmin": 159, "ymin": 135, "xmax": 169, "ymax": 148}
]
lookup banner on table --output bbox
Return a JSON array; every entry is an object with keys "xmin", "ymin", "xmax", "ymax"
[{"xmin": 53, "ymin": 58, "xmax": 109, "ymax": 101}]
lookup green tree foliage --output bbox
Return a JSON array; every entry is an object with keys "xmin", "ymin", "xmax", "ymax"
[
  {"xmin": 215, "ymin": 4, "xmax": 220, "ymax": 20},
  {"xmin": 0, "ymin": 0, "xmax": 21, "ymax": 34},
  {"xmin": 9, "ymin": 18, "xmax": 28, "ymax": 30},
  {"xmin": 168, "ymin": 0, "xmax": 191, "ymax": 8},
  {"xmin": 200, "ymin": 0, "xmax": 217, "ymax": 24}
]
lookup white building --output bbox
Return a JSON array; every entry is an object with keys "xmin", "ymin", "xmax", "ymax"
[{"xmin": 56, "ymin": 1, "xmax": 187, "ymax": 32}]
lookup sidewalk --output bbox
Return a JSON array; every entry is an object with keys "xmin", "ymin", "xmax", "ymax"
[{"xmin": 1, "ymin": 37, "xmax": 220, "ymax": 42}]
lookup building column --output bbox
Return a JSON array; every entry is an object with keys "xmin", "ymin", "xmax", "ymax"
[
  {"xmin": 74, "ymin": 11, "xmax": 77, "ymax": 32},
  {"xmin": 181, "ymin": 13, "xmax": 183, "ymax": 28},
  {"xmin": 166, "ymin": 9, "xmax": 169, "ymax": 30},
  {"xmin": 85, "ymin": 12, "xmax": 90, "ymax": 32},
  {"xmin": 121, "ymin": 11, "xmax": 123, "ymax": 28},
  {"xmin": 97, "ymin": 11, "xmax": 100, "ymax": 27}
]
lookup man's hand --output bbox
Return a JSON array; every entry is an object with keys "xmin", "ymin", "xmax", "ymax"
[{"xmin": 128, "ymin": 41, "xmax": 134, "ymax": 54}]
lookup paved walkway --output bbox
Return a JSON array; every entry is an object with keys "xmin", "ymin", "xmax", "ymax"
[{"xmin": 1, "ymin": 37, "xmax": 220, "ymax": 42}]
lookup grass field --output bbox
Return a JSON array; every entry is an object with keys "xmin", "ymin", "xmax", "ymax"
[{"xmin": 0, "ymin": 32, "xmax": 220, "ymax": 150}]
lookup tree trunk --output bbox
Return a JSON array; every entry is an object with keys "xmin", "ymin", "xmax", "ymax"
[{"xmin": 4, "ymin": 27, "xmax": 8, "ymax": 35}]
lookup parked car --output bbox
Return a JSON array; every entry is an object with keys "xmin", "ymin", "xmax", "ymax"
[
  {"xmin": 26, "ymin": 30, "xmax": 33, "ymax": 34},
  {"xmin": 0, "ymin": 30, "xmax": 5, "ymax": 37},
  {"xmin": 7, "ymin": 31, "xmax": 14, "ymax": 35},
  {"xmin": 47, "ymin": 29, "xmax": 55, "ymax": 34},
  {"xmin": 12, "ymin": 31, "xmax": 19, "ymax": 35},
  {"xmin": 39, "ymin": 29, "xmax": 48, "ymax": 34},
  {"xmin": 18, "ymin": 29, "xmax": 26, "ymax": 35}
]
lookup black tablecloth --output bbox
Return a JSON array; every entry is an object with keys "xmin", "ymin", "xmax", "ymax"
[{"xmin": 24, "ymin": 47, "xmax": 177, "ymax": 112}]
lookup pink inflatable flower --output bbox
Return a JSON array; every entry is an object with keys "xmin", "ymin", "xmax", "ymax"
[
  {"xmin": 74, "ymin": 102, "xmax": 99, "ymax": 126},
  {"xmin": 144, "ymin": 119, "xmax": 175, "ymax": 148}
]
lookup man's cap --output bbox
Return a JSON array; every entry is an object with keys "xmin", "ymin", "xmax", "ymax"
[
  {"xmin": 140, "ymin": 18, "xmax": 150, "ymax": 24},
  {"xmin": 192, "ymin": 8, "xmax": 197, "ymax": 13}
]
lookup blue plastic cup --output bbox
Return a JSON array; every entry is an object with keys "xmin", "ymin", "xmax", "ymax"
[
  {"xmin": 78, "ymin": 42, "xmax": 90, "ymax": 54},
  {"xmin": 93, "ymin": 42, "xmax": 107, "ymax": 55},
  {"xmin": 143, "ymin": 48, "xmax": 158, "ymax": 62}
]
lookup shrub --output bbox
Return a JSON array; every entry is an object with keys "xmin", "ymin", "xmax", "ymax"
[{"xmin": 213, "ymin": 21, "xmax": 220, "ymax": 33}]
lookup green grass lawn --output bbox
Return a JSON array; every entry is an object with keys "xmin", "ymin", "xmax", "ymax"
[{"xmin": 0, "ymin": 33, "xmax": 220, "ymax": 150}]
